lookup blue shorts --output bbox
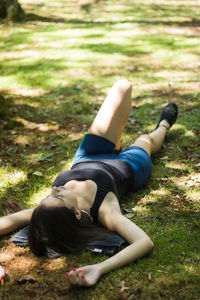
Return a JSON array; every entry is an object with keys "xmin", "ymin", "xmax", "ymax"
[{"xmin": 72, "ymin": 134, "xmax": 152, "ymax": 191}]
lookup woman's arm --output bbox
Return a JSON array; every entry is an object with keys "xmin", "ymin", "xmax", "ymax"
[
  {"xmin": 66, "ymin": 212, "xmax": 154, "ymax": 286},
  {"xmin": 0, "ymin": 208, "xmax": 34, "ymax": 236},
  {"xmin": 0, "ymin": 264, "xmax": 5, "ymax": 282},
  {"xmin": 97, "ymin": 213, "xmax": 153, "ymax": 274},
  {"xmin": 0, "ymin": 208, "xmax": 35, "ymax": 282}
]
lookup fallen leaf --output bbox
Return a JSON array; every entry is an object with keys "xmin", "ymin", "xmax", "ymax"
[
  {"xmin": 38, "ymin": 153, "xmax": 53, "ymax": 162},
  {"xmin": 125, "ymin": 213, "xmax": 134, "ymax": 219},
  {"xmin": 33, "ymin": 171, "xmax": 43, "ymax": 177},
  {"xmin": 123, "ymin": 207, "xmax": 133, "ymax": 213},
  {"xmin": 0, "ymin": 279, "xmax": 4, "ymax": 285},
  {"xmin": 124, "ymin": 65, "xmax": 135, "ymax": 71},
  {"xmin": 46, "ymin": 142, "xmax": 57, "ymax": 149},
  {"xmin": 120, "ymin": 280, "xmax": 129, "ymax": 292},
  {"xmin": 59, "ymin": 160, "xmax": 67, "ymax": 165},
  {"xmin": 148, "ymin": 272, "xmax": 152, "ymax": 281},
  {"xmin": 17, "ymin": 275, "xmax": 37, "ymax": 284},
  {"xmin": 2, "ymin": 198, "xmax": 23, "ymax": 214},
  {"xmin": 151, "ymin": 110, "xmax": 157, "ymax": 115},
  {"xmin": 160, "ymin": 156, "xmax": 168, "ymax": 160}
]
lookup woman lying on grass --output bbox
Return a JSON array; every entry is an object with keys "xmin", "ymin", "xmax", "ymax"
[{"xmin": 0, "ymin": 79, "xmax": 178, "ymax": 286}]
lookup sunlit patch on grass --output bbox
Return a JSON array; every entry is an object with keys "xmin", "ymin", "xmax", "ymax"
[
  {"xmin": 150, "ymin": 188, "xmax": 168, "ymax": 198},
  {"xmin": 133, "ymin": 206, "xmax": 151, "ymax": 216},
  {"xmin": 166, "ymin": 161, "xmax": 189, "ymax": 171},
  {"xmin": 185, "ymin": 190, "xmax": 200, "ymax": 204},
  {"xmin": 0, "ymin": 50, "xmax": 40, "ymax": 62},
  {"xmin": 0, "ymin": 252, "xmax": 14, "ymax": 262},
  {"xmin": 43, "ymin": 258, "xmax": 65, "ymax": 271},
  {"xmin": 154, "ymin": 70, "xmax": 194, "ymax": 81},
  {"xmin": 15, "ymin": 135, "xmax": 32, "ymax": 145},
  {"xmin": 0, "ymin": 168, "xmax": 26, "ymax": 188},
  {"xmin": 183, "ymin": 130, "xmax": 195, "ymax": 138},
  {"xmin": 184, "ymin": 264, "xmax": 198, "ymax": 274},
  {"xmin": 172, "ymin": 52, "xmax": 200, "ymax": 66},
  {"xmin": 65, "ymin": 132, "xmax": 83, "ymax": 141},
  {"xmin": 28, "ymin": 188, "xmax": 51, "ymax": 207},
  {"xmin": 0, "ymin": 0, "xmax": 199, "ymax": 298},
  {"xmin": 15, "ymin": 118, "xmax": 59, "ymax": 131},
  {"xmin": 14, "ymin": 255, "xmax": 38, "ymax": 269}
]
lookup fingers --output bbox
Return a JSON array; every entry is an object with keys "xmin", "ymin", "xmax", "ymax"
[
  {"xmin": 0, "ymin": 265, "xmax": 5, "ymax": 278},
  {"xmin": 66, "ymin": 269, "xmax": 86, "ymax": 286},
  {"xmin": 0, "ymin": 265, "xmax": 5, "ymax": 285}
]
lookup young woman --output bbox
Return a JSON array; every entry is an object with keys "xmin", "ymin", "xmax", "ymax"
[{"xmin": 0, "ymin": 79, "xmax": 178, "ymax": 286}]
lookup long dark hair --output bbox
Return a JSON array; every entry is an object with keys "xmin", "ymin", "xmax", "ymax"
[{"xmin": 28, "ymin": 205, "xmax": 110, "ymax": 258}]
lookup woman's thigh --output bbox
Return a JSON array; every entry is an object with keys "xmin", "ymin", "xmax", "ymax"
[{"xmin": 88, "ymin": 79, "xmax": 132, "ymax": 149}]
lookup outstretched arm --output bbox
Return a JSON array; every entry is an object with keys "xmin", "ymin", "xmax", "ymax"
[
  {"xmin": 0, "ymin": 208, "xmax": 34, "ymax": 236},
  {"xmin": 98, "ymin": 216, "xmax": 153, "ymax": 274},
  {"xmin": 66, "ymin": 212, "xmax": 154, "ymax": 286},
  {"xmin": 0, "ymin": 264, "xmax": 5, "ymax": 283},
  {"xmin": 0, "ymin": 208, "xmax": 35, "ymax": 283}
]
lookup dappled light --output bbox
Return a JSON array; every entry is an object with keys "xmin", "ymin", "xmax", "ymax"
[
  {"xmin": 15, "ymin": 117, "xmax": 59, "ymax": 131},
  {"xmin": 0, "ymin": 0, "xmax": 199, "ymax": 298},
  {"xmin": 0, "ymin": 169, "xmax": 26, "ymax": 186}
]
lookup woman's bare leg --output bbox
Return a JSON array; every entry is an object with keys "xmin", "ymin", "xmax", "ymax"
[
  {"xmin": 132, "ymin": 102, "xmax": 178, "ymax": 156},
  {"xmin": 132, "ymin": 120, "xmax": 170, "ymax": 156},
  {"xmin": 88, "ymin": 79, "xmax": 132, "ymax": 150}
]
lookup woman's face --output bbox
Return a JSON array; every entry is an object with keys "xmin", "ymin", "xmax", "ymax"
[
  {"xmin": 40, "ymin": 186, "xmax": 79, "ymax": 212},
  {"xmin": 55, "ymin": 186, "xmax": 78, "ymax": 210}
]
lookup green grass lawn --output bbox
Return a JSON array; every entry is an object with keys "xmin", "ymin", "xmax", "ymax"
[{"xmin": 0, "ymin": 0, "xmax": 200, "ymax": 299}]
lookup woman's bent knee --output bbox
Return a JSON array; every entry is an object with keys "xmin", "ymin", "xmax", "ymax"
[
  {"xmin": 133, "ymin": 135, "xmax": 152, "ymax": 156},
  {"xmin": 115, "ymin": 79, "xmax": 132, "ymax": 94}
]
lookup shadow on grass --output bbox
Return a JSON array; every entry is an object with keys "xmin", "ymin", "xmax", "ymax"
[
  {"xmin": 0, "ymin": 96, "xmax": 200, "ymax": 299},
  {"xmin": 0, "ymin": 0, "xmax": 199, "ymax": 294},
  {"xmin": 2, "ymin": 0, "xmax": 199, "ymax": 30},
  {"xmin": 1, "ymin": 81, "xmax": 199, "ymax": 207},
  {"xmin": 80, "ymin": 42, "xmax": 149, "ymax": 56},
  {"xmin": 0, "ymin": 58, "xmax": 67, "ymax": 89},
  {"xmin": 0, "ymin": 79, "xmax": 104, "ymax": 211}
]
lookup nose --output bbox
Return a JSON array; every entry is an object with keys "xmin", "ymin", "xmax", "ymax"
[{"xmin": 57, "ymin": 186, "xmax": 65, "ymax": 191}]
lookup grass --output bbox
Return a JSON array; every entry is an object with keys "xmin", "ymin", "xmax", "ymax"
[{"xmin": 0, "ymin": 0, "xmax": 200, "ymax": 299}]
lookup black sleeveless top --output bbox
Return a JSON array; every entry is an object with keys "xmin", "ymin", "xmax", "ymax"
[{"xmin": 52, "ymin": 159, "xmax": 134, "ymax": 223}]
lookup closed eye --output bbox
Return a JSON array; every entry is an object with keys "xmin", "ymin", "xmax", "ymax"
[{"xmin": 56, "ymin": 195, "xmax": 64, "ymax": 201}]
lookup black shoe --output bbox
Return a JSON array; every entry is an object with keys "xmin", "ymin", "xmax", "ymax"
[{"xmin": 155, "ymin": 103, "xmax": 178, "ymax": 130}]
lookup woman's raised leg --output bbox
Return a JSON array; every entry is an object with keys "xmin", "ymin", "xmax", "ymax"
[
  {"xmin": 132, "ymin": 120, "xmax": 170, "ymax": 156},
  {"xmin": 132, "ymin": 103, "xmax": 178, "ymax": 156},
  {"xmin": 88, "ymin": 79, "xmax": 132, "ymax": 150}
]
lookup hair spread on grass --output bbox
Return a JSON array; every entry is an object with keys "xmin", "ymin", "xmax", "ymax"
[{"xmin": 28, "ymin": 204, "xmax": 111, "ymax": 258}]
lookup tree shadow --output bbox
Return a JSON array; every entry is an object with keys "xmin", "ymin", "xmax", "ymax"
[
  {"xmin": 0, "ymin": 79, "xmax": 104, "ymax": 210},
  {"xmin": 22, "ymin": 13, "xmax": 67, "ymax": 24},
  {"xmin": 0, "ymin": 0, "xmax": 199, "ymax": 297},
  {"xmin": 80, "ymin": 42, "xmax": 149, "ymax": 56}
]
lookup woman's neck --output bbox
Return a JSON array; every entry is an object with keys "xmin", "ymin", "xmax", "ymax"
[{"xmin": 64, "ymin": 179, "xmax": 97, "ymax": 211}]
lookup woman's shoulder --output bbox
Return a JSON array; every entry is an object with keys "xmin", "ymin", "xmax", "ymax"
[{"xmin": 98, "ymin": 192, "xmax": 122, "ymax": 230}]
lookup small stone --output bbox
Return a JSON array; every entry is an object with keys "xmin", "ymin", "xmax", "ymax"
[{"xmin": 160, "ymin": 156, "xmax": 168, "ymax": 160}]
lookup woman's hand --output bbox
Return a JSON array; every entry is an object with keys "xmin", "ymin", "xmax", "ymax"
[
  {"xmin": 66, "ymin": 264, "xmax": 102, "ymax": 287},
  {"xmin": 0, "ymin": 264, "xmax": 5, "ymax": 283}
]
